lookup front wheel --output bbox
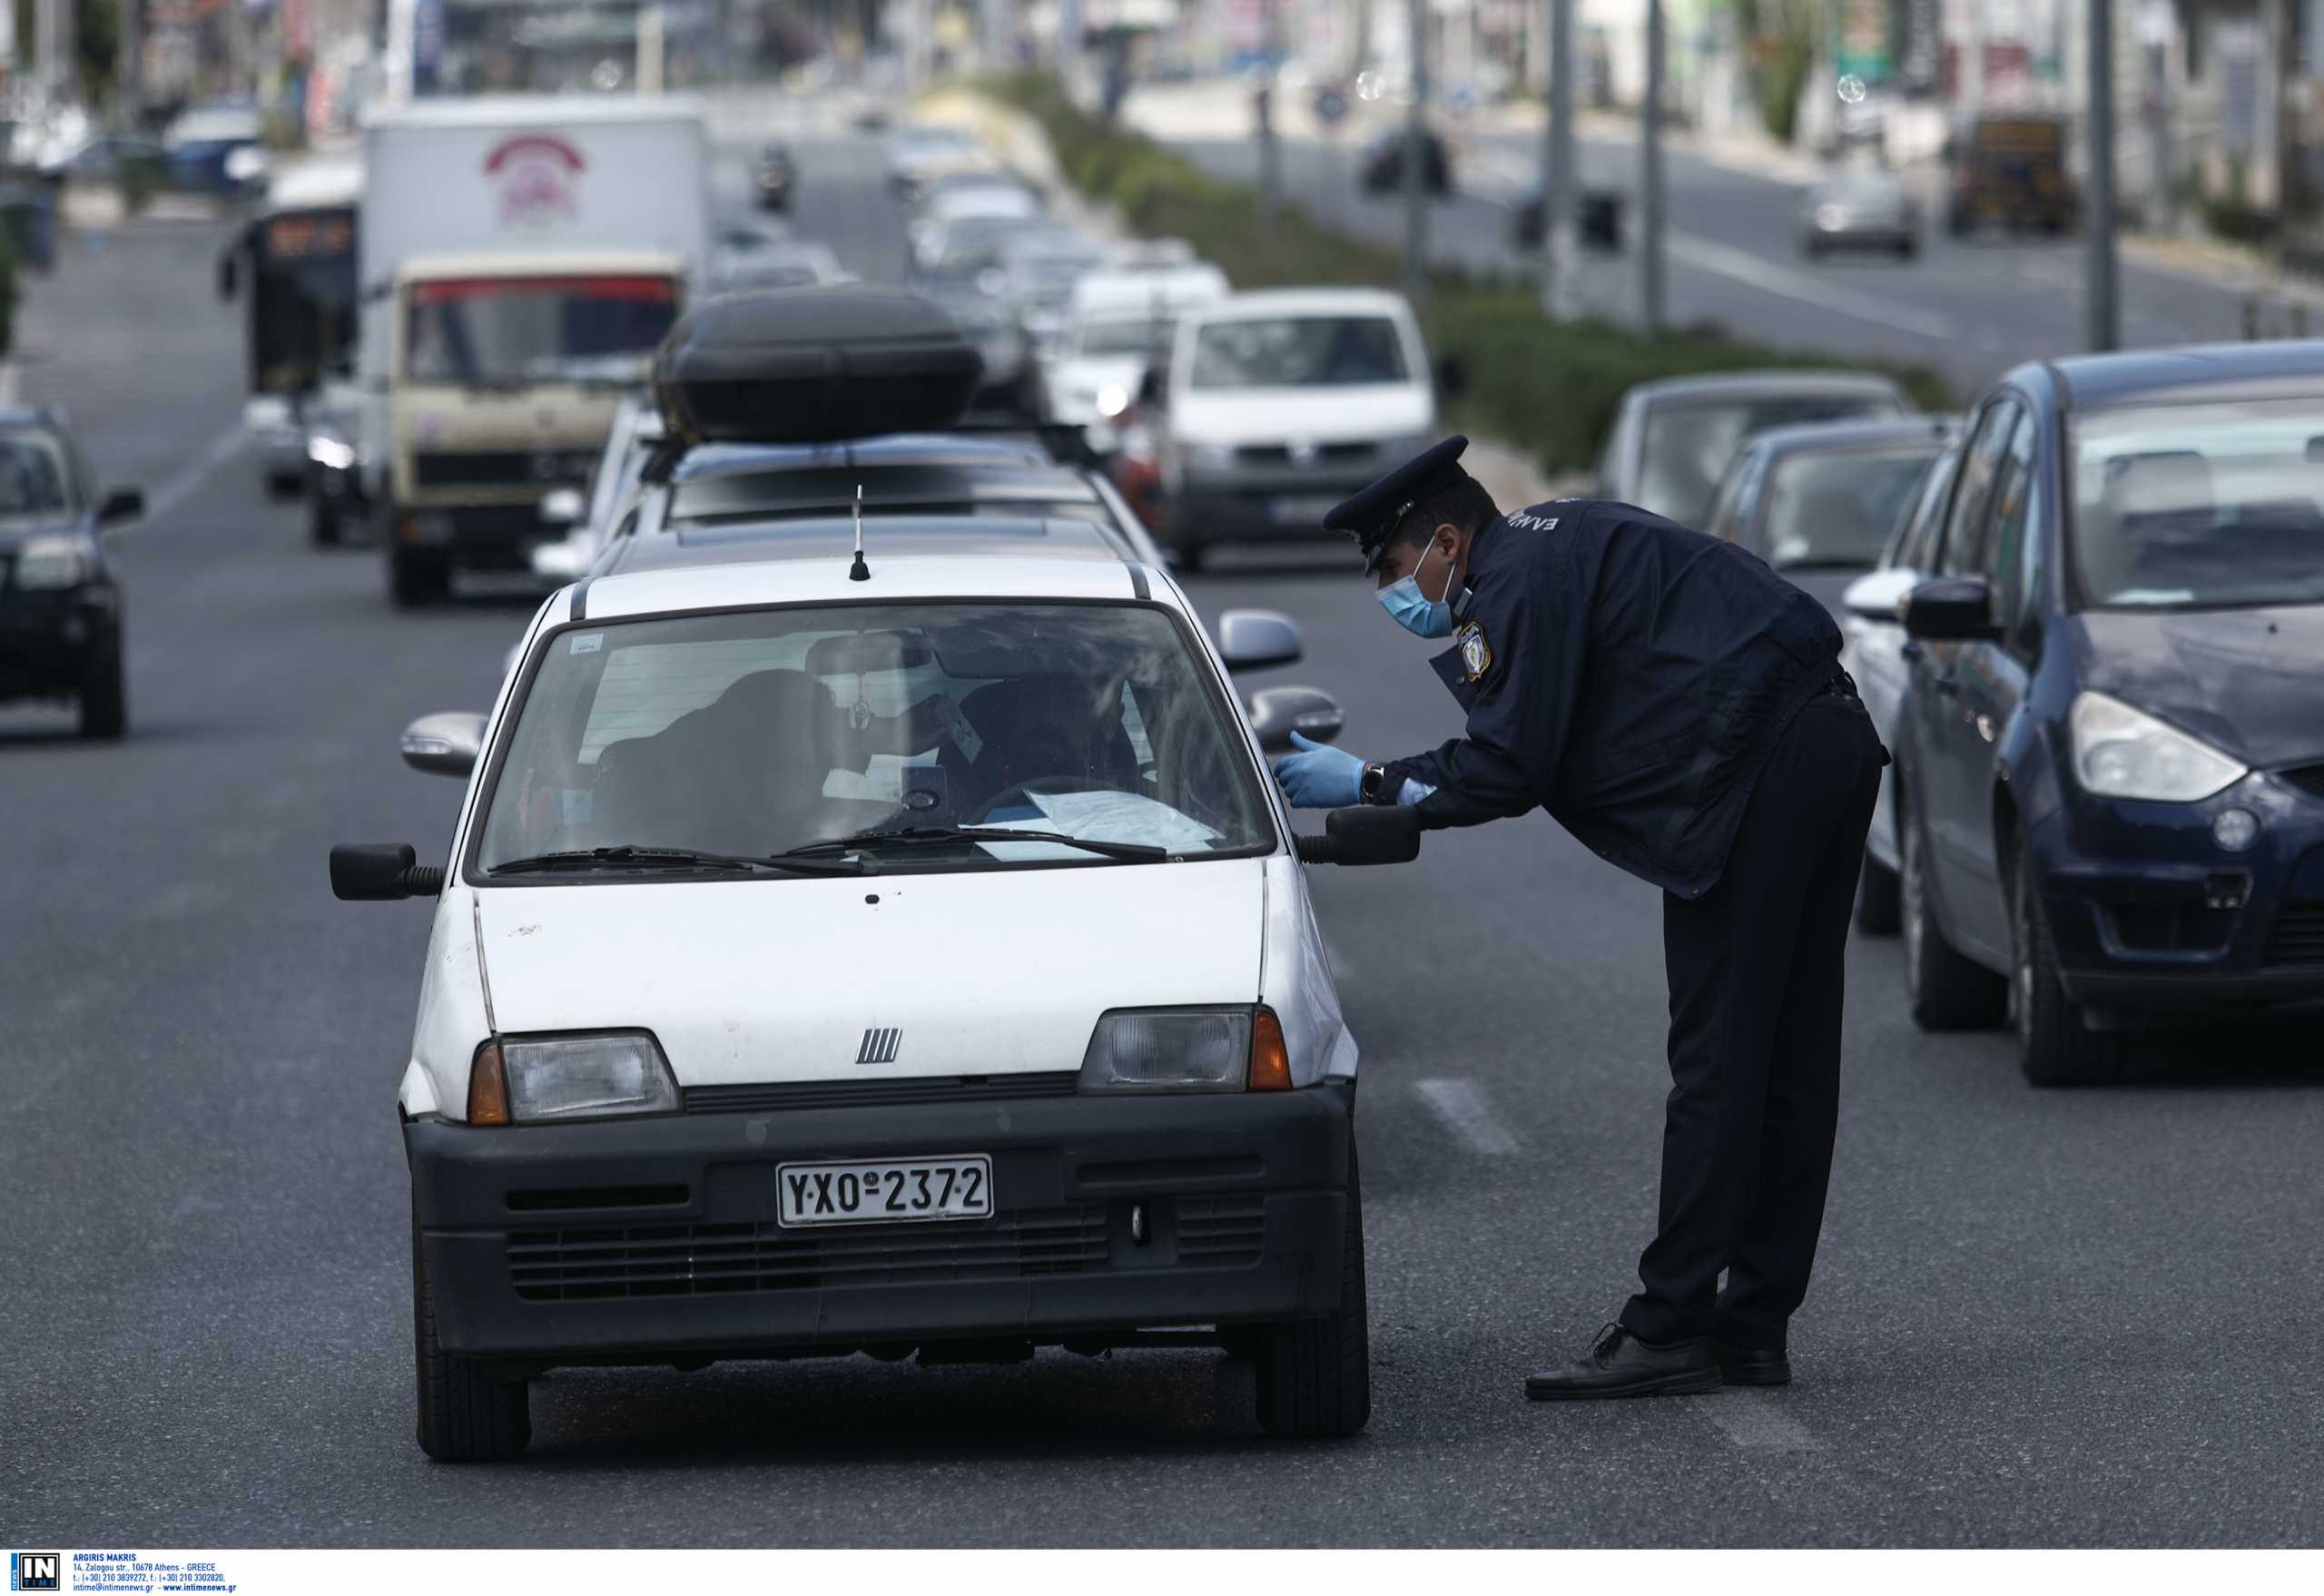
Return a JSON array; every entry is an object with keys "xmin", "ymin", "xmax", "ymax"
[
  {"xmin": 1902, "ymin": 809, "xmax": 2007, "ymax": 1030},
  {"xmin": 413, "ymin": 1214, "xmax": 531, "ymax": 1462},
  {"xmin": 1252, "ymin": 1158, "xmax": 1370, "ymax": 1438},
  {"xmin": 309, "ymin": 485, "xmax": 342, "ymax": 547},
  {"xmin": 386, "ymin": 517, "xmax": 453, "ymax": 608},
  {"xmin": 77, "ymin": 638, "xmax": 126, "ymax": 740},
  {"xmin": 2012, "ymin": 852, "xmax": 2128, "ymax": 1086}
]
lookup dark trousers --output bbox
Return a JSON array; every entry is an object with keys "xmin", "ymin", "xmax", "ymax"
[{"xmin": 1620, "ymin": 693, "xmax": 1884, "ymax": 1350}]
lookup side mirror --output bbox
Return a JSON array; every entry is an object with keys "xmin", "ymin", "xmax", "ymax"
[
  {"xmin": 1434, "ymin": 352, "xmax": 1470, "ymax": 399},
  {"xmin": 330, "ymin": 842, "xmax": 445, "ymax": 901},
  {"xmin": 400, "ymin": 711, "xmax": 487, "ymax": 778},
  {"xmin": 539, "ymin": 487, "xmax": 586, "ymax": 527},
  {"xmin": 1295, "ymin": 804, "xmax": 1423, "ymax": 867},
  {"xmin": 1246, "ymin": 685, "xmax": 1345, "ymax": 754},
  {"xmin": 97, "ymin": 488, "xmax": 144, "ymax": 526},
  {"xmin": 1841, "ymin": 566, "xmax": 1919, "ymax": 623},
  {"xmin": 1217, "ymin": 608, "xmax": 1303, "ymax": 672},
  {"xmin": 1900, "ymin": 575, "xmax": 2000, "ymax": 642}
]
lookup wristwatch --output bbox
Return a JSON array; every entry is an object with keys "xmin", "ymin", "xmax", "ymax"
[{"xmin": 1359, "ymin": 762, "xmax": 1394, "ymax": 805}]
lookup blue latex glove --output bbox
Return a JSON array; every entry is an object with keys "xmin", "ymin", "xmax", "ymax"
[{"xmin": 1275, "ymin": 732, "xmax": 1366, "ymax": 809}]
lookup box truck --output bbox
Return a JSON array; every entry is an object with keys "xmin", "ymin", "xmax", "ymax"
[{"xmin": 350, "ymin": 96, "xmax": 710, "ymax": 605}]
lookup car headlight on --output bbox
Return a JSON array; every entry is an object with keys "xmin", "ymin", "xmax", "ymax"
[
  {"xmin": 2069, "ymin": 690, "xmax": 2247, "ymax": 803},
  {"xmin": 1079, "ymin": 1006, "xmax": 1291, "ymax": 1093},
  {"xmin": 467, "ymin": 1032, "xmax": 680, "ymax": 1125},
  {"xmin": 1095, "ymin": 382, "xmax": 1132, "ymax": 419},
  {"xmin": 12, "ymin": 535, "xmax": 94, "ymax": 590}
]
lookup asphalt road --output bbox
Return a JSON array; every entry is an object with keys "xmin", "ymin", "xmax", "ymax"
[
  {"xmin": 5, "ymin": 110, "xmax": 2322, "ymax": 1549},
  {"xmin": 1164, "ymin": 109, "xmax": 2291, "ymax": 399}
]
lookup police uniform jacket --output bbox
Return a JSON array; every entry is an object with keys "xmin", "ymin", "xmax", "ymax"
[{"xmin": 1381, "ymin": 499, "xmax": 1846, "ymax": 900}]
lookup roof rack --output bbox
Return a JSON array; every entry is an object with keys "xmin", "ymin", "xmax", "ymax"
[{"xmin": 653, "ymin": 286, "xmax": 985, "ymax": 448}]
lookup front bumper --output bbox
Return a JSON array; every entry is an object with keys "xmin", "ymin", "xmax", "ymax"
[
  {"xmin": 2032, "ymin": 780, "xmax": 2324, "ymax": 1019},
  {"xmin": 1168, "ymin": 468, "xmax": 1384, "ymax": 546},
  {"xmin": 408, "ymin": 1081, "xmax": 1354, "ymax": 1364},
  {"xmin": 392, "ymin": 502, "xmax": 561, "ymax": 571},
  {"xmin": 0, "ymin": 587, "xmax": 115, "ymax": 700}
]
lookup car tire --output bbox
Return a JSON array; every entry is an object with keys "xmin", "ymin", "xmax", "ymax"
[
  {"xmin": 2012, "ymin": 852, "xmax": 2128, "ymax": 1086},
  {"xmin": 1252, "ymin": 1155, "xmax": 1370, "ymax": 1439},
  {"xmin": 413, "ymin": 1214, "xmax": 531, "ymax": 1463},
  {"xmin": 1171, "ymin": 539, "xmax": 1206, "ymax": 574},
  {"xmin": 1856, "ymin": 853, "xmax": 1901, "ymax": 935},
  {"xmin": 77, "ymin": 638, "xmax": 126, "ymax": 741},
  {"xmin": 1895, "ymin": 237, "xmax": 1918, "ymax": 260},
  {"xmin": 1902, "ymin": 808, "xmax": 2006, "ymax": 1030},
  {"xmin": 387, "ymin": 527, "xmax": 452, "ymax": 608},
  {"xmin": 309, "ymin": 486, "xmax": 342, "ymax": 547}
]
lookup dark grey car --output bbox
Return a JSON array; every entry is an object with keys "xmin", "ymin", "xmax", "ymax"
[{"xmin": 0, "ymin": 409, "xmax": 145, "ymax": 738}]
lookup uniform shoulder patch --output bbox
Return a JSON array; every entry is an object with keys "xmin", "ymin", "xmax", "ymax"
[{"xmin": 1455, "ymin": 619, "xmax": 1492, "ymax": 682}]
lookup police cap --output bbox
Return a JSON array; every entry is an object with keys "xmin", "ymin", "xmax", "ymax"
[{"xmin": 1323, "ymin": 435, "xmax": 1472, "ymax": 574}]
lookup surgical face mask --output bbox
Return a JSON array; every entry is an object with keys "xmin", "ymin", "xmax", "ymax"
[{"xmin": 1378, "ymin": 538, "xmax": 1456, "ymax": 639}]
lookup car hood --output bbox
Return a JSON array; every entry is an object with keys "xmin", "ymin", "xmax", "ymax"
[
  {"xmin": 2069, "ymin": 605, "xmax": 2324, "ymax": 769},
  {"xmin": 474, "ymin": 861, "xmax": 1267, "ymax": 1086},
  {"xmin": 1174, "ymin": 385, "xmax": 1433, "ymax": 445}
]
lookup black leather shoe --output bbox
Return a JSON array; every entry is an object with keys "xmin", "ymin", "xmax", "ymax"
[
  {"xmin": 1524, "ymin": 1323, "xmax": 1722, "ymax": 1401},
  {"xmin": 1713, "ymin": 1342, "xmax": 1791, "ymax": 1387}
]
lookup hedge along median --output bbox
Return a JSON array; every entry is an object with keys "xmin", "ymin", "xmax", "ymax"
[{"xmin": 983, "ymin": 73, "xmax": 1952, "ymax": 478}]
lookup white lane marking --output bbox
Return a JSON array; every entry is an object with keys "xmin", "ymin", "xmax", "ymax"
[
  {"xmin": 1666, "ymin": 230, "xmax": 1958, "ymax": 340},
  {"xmin": 1699, "ymin": 1392, "xmax": 1824, "ymax": 1452},
  {"xmin": 110, "ymin": 425, "xmax": 251, "ymax": 540},
  {"xmin": 1413, "ymin": 1077, "xmax": 1521, "ymax": 1156}
]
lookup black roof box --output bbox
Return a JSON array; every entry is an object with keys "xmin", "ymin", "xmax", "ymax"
[{"xmin": 654, "ymin": 288, "xmax": 986, "ymax": 446}]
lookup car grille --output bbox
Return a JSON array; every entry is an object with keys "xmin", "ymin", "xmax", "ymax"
[
  {"xmin": 684, "ymin": 1072, "xmax": 1079, "ymax": 1113},
  {"xmin": 1234, "ymin": 441, "xmax": 1380, "ymax": 468},
  {"xmin": 2263, "ymin": 903, "xmax": 2324, "ymax": 965},
  {"xmin": 412, "ymin": 449, "xmax": 594, "ymax": 491},
  {"xmin": 2281, "ymin": 764, "xmax": 2324, "ymax": 801},
  {"xmin": 1176, "ymin": 1195, "xmax": 1267, "ymax": 1268},
  {"xmin": 508, "ymin": 1206, "xmax": 1109, "ymax": 1300}
]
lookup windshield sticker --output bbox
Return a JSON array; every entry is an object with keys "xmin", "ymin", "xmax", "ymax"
[
  {"xmin": 931, "ymin": 695, "xmax": 985, "ymax": 762},
  {"xmin": 569, "ymin": 633, "xmax": 603, "ymax": 655}
]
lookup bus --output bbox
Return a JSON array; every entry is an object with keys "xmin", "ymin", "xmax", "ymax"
[{"xmin": 220, "ymin": 155, "xmax": 362, "ymax": 503}]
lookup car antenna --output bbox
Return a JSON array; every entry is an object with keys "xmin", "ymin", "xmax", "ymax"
[{"xmin": 849, "ymin": 483, "xmax": 870, "ymax": 582}]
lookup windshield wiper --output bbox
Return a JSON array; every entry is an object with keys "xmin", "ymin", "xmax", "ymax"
[
  {"xmin": 777, "ymin": 825, "xmax": 1169, "ymax": 863},
  {"xmin": 488, "ymin": 844, "xmax": 861, "ymax": 877}
]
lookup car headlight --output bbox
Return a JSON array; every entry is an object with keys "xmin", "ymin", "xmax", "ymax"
[
  {"xmin": 1815, "ymin": 203, "xmax": 1849, "ymax": 230},
  {"xmin": 1079, "ymin": 1007, "xmax": 1289, "ymax": 1092},
  {"xmin": 1185, "ymin": 439, "xmax": 1237, "ymax": 471},
  {"xmin": 2069, "ymin": 690, "xmax": 2247, "ymax": 803},
  {"xmin": 12, "ymin": 535, "xmax": 94, "ymax": 590},
  {"xmin": 1095, "ymin": 382, "xmax": 1132, "ymax": 419},
  {"xmin": 468, "ymin": 1031, "xmax": 679, "ymax": 1124}
]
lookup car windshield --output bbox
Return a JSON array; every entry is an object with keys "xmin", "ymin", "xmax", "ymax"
[
  {"xmin": 1077, "ymin": 315, "xmax": 1171, "ymax": 357},
  {"xmin": 403, "ymin": 275, "xmax": 680, "ymax": 387},
  {"xmin": 0, "ymin": 433, "xmax": 74, "ymax": 525},
  {"xmin": 1188, "ymin": 315, "xmax": 1409, "ymax": 389},
  {"xmin": 476, "ymin": 602, "xmax": 1274, "ymax": 872},
  {"xmin": 1637, "ymin": 391, "xmax": 1904, "ymax": 526},
  {"xmin": 1760, "ymin": 446, "xmax": 1945, "ymax": 569},
  {"xmin": 2071, "ymin": 396, "xmax": 2324, "ymax": 609}
]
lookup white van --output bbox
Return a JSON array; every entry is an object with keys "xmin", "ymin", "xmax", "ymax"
[{"xmin": 1041, "ymin": 264, "xmax": 1230, "ymax": 429}]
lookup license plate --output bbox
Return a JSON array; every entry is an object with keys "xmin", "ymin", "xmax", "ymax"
[
  {"xmin": 775, "ymin": 1155, "xmax": 992, "ymax": 1227},
  {"xmin": 1268, "ymin": 496, "xmax": 1340, "ymax": 525}
]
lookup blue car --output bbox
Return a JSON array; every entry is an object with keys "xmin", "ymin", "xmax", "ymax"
[{"xmin": 1890, "ymin": 341, "xmax": 2324, "ymax": 1083}]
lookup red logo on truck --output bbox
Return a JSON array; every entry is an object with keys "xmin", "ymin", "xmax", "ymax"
[{"xmin": 484, "ymin": 133, "xmax": 586, "ymax": 228}]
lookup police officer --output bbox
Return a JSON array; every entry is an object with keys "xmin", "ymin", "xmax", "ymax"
[{"xmin": 1275, "ymin": 438, "xmax": 1886, "ymax": 1401}]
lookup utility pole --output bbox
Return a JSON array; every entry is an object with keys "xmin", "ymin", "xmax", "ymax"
[
  {"xmin": 2086, "ymin": 0, "xmax": 2120, "ymax": 350},
  {"xmin": 1403, "ymin": 0, "xmax": 1430, "ymax": 309},
  {"xmin": 1539, "ymin": 0, "xmax": 1575, "ymax": 319},
  {"xmin": 1641, "ymin": 0, "xmax": 1666, "ymax": 331},
  {"xmin": 1257, "ymin": 0, "xmax": 1281, "ymax": 219}
]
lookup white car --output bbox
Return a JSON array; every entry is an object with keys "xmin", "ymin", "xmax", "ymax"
[
  {"xmin": 1151, "ymin": 287, "xmax": 1446, "ymax": 567},
  {"xmin": 335, "ymin": 293, "xmax": 1405, "ymax": 1461},
  {"xmin": 1042, "ymin": 264, "xmax": 1230, "ymax": 429},
  {"xmin": 1837, "ymin": 437, "xmax": 1960, "ymax": 933},
  {"xmin": 530, "ymin": 391, "xmax": 662, "ymax": 583}
]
